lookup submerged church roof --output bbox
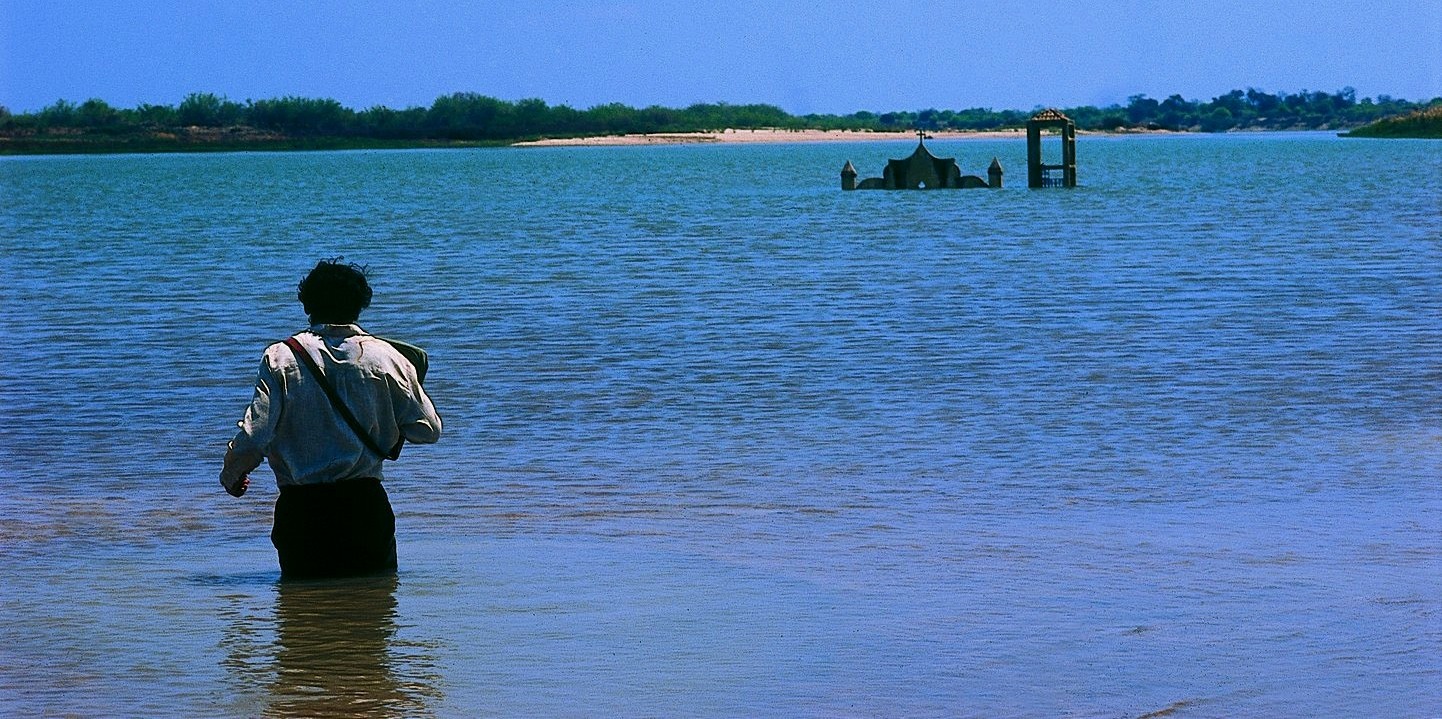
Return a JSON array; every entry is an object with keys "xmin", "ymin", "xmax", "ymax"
[{"xmin": 842, "ymin": 133, "xmax": 1000, "ymax": 191}]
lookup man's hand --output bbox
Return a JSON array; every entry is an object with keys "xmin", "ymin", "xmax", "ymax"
[
  {"xmin": 221, "ymin": 473, "xmax": 250, "ymax": 498},
  {"xmin": 221, "ymin": 445, "xmax": 262, "ymax": 498}
]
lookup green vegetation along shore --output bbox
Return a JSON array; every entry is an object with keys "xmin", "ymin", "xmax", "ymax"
[
  {"xmin": 2, "ymin": 88, "xmax": 1438, "ymax": 155},
  {"xmin": 1339, "ymin": 106, "xmax": 1442, "ymax": 138}
]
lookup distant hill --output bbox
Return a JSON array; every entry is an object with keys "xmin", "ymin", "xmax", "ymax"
[{"xmin": 1340, "ymin": 106, "xmax": 1442, "ymax": 138}]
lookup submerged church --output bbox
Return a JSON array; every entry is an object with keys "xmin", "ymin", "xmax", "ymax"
[
  {"xmin": 841, "ymin": 109, "xmax": 1078, "ymax": 191},
  {"xmin": 842, "ymin": 131, "xmax": 1002, "ymax": 190}
]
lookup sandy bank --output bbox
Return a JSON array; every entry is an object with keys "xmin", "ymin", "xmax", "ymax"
[{"xmin": 512, "ymin": 127, "xmax": 1031, "ymax": 147}]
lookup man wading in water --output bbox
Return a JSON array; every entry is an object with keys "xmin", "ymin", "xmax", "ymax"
[{"xmin": 221, "ymin": 260, "xmax": 442, "ymax": 578}]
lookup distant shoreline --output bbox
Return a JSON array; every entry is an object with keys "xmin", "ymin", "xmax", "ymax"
[
  {"xmin": 1337, "ymin": 106, "xmax": 1442, "ymax": 139},
  {"xmin": 512, "ymin": 128, "xmax": 1031, "ymax": 147},
  {"xmin": 0, "ymin": 126, "xmax": 1186, "ymax": 156},
  {"xmin": 6, "ymin": 88, "xmax": 1433, "ymax": 155},
  {"xmin": 511, "ymin": 126, "xmax": 1211, "ymax": 147},
  {"xmin": 1, "ymin": 125, "xmax": 1408, "ymax": 156},
  {"xmin": 0, "ymin": 133, "xmax": 505, "ymax": 156}
]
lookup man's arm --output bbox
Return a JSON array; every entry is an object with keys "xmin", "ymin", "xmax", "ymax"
[
  {"xmin": 399, "ymin": 385, "xmax": 443, "ymax": 444},
  {"xmin": 221, "ymin": 350, "xmax": 283, "ymax": 497},
  {"xmin": 385, "ymin": 350, "xmax": 442, "ymax": 444}
]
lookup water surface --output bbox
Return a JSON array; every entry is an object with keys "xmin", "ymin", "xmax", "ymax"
[{"xmin": 1, "ymin": 133, "xmax": 1439, "ymax": 717}]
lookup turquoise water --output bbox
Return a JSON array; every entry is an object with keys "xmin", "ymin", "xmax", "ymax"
[{"xmin": 1, "ymin": 133, "xmax": 1439, "ymax": 717}]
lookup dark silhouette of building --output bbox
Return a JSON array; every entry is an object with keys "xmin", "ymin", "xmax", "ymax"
[
  {"xmin": 988, "ymin": 157, "xmax": 1004, "ymax": 188},
  {"xmin": 842, "ymin": 132, "xmax": 1002, "ymax": 190}
]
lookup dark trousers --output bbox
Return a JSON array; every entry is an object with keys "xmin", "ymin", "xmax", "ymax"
[{"xmin": 272, "ymin": 478, "xmax": 398, "ymax": 580}]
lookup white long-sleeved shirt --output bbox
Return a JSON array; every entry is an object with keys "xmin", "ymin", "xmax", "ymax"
[{"xmin": 224, "ymin": 324, "xmax": 442, "ymax": 487}]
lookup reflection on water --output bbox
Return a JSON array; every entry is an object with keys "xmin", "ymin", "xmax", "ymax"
[{"xmin": 227, "ymin": 575, "xmax": 437, "ymax": 719}]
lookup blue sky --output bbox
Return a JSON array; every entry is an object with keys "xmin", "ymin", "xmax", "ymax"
[{"xmin": 2, "ymin": 0, "xmax": 1439, "ymax": 114}]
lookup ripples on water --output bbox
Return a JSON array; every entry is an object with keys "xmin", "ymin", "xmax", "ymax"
[{"xmin": 0, "ymin": 134, "xmax": 1438, "ymax": 717}]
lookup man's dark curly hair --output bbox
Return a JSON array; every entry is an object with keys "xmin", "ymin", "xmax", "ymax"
[{"xmin": 297, "ymin": 259, "xmax": 372, "ymax": 324}]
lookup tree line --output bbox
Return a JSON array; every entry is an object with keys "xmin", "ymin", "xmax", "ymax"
[{"xmin": 2, "ymin": 87, "xmax": 1437, "ymax": 143}]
